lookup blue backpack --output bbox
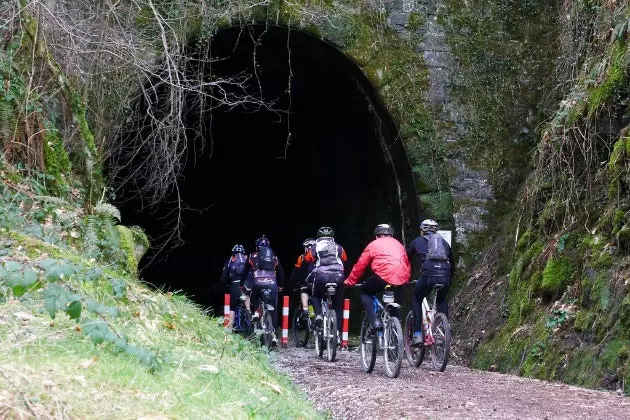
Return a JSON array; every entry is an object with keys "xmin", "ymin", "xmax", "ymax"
[{"xmin": 228, "ymin": 253, "xmax": 247, "ymax": 276}]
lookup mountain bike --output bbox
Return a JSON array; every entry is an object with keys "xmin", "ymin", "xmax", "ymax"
[
  {"xmin": 356, "ymin": 285, "xmax": 403, "ymax": 378},
  {"xmin": 292, "ymin": 286, "xmax": 314, "ymax": 348},
  {"xmin": 313, "ymin": 282, "xmax": 338, "ymax": 362},
  {"xmin": 232, "ymin": 290, "xmax": 254, "ymax": 338},
  {"xmin": 403, "ymin": 282, "xmax": 451, "ymax": 372},
  {"xmin": 252, "ymin": 287, "xmax": 276, "ymax": 349}
]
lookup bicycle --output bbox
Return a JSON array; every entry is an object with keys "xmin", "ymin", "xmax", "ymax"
[
  {"xmin": 313, "ymin": 282, "xmax": 339, "ymax": 362},
  {"xmin": 292, "ymin": 286, "xmax": 314, "ymax": 348},
  {"xmin": 403, "ymin": 283, "xmax": 451, "ymax": 372},
  {"xmin": 252, "ymin": 288, "xmax": 276, "ymax": 349},
  {"xmin": 356, "ymin": 285, "xmax": 403, "ymax": 378},
  {"xmin": 232, "ymin": 290, "xmax": 254, "ymax": 338}
]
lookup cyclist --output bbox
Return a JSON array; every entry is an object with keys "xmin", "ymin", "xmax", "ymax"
[
  {"xmin": 406, "ymin": 219, "xmax": 453, "ymax": 345},
  {"xmin": 287, "ymin": 238, "xmax": 316, "ymax": 318},
  {"xmin": 304, "ymin": 227, "xmax": 347, "ymax": 332},
  {"xmin": 247, "ymin": 235, "xmax": 285, "ymax": 345},
  {"xmin": 344, "ymin": 224, "xmax": 410, "ymax": 332},
  {"xmin": 218, "ymin": 244, "xmax": 250, "ymax": 328}
]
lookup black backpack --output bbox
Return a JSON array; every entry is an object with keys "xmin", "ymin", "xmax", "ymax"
[
  {"xmin": 256, "ymin": 246, "xmax": 276, "ymax": 270},
  {"xmin": 426, "ymin": 232, "xmax": 449, "ymax": 261}
]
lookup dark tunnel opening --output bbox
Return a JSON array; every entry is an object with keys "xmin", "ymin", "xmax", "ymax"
[{"xmin": 113, "ymin": 25, "xmax": 419, "ymax": 315}]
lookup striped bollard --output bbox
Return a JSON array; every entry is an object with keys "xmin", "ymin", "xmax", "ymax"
[
  {"xmin": 282, "ymin": 295, "xmax": 289, "ymax": 348},
  {"xmin": 223, "ymin": 294, "xmax": 230, "ymax": 328},
  {"xmin": 342, "ymin": 298, "xmax": 350, "ymax": 349}
]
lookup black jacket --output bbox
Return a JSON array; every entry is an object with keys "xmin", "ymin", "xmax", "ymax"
[{"xmin": 406, "ymin": 233, "xmax": 454, "ymax": 278}]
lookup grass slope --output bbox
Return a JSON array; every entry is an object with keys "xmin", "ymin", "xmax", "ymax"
[{"xmin": 0, "ymin": 169, "xmax": 319, "ymax": 419}]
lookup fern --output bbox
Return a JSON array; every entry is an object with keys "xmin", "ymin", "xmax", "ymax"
[
  {"xmin": 94, "ymin": 202, "xmax": 121, "ymax": 222},
  {"xmin": 0, "ymin": 100, "xmax": 14, "ymax": 140},
  {"xmin": 82, "ymin": 216, "xmax": 100, "ymax": 259},
  {"xmin": 34, "ymin": 195, "xmax": 70, "ymax": 206}
]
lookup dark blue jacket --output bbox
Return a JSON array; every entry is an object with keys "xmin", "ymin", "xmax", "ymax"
[{"xmin": 406, "ymin": 234, "xmax": 453, "ymax": 278}]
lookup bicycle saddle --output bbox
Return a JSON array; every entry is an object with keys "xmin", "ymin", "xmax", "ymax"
[{"xmin": 261, "ymin": 288, "xmax": 272, "ymax": 301}]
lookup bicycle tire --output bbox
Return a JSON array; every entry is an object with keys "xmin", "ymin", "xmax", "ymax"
[
  {"xmin": 429, "ymin": 312, "xmax": 451, "ymax": 372},
  {"xmin": 325, "ymin": 310, "xmax": 338, "ymax": 363},
  {"xmin": 262, "ymin": 310, "xmax": 274, "ymax": 349},
  {"xmin": 359, "ymin": 314, "xmax": 377, "ymax": 373},
  {"xmin": 292, "ymin": 305, "xmax": 309, "ymax": 347},
  {"xmin": 403, "ymin": 311, "xmax": 424, "ymax": 367},
  {"xmin": 383, "ymin": 317, "xmax": 403, "ymax": 378}
]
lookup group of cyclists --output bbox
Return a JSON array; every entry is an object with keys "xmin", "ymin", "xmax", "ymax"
[{"xmin": 218, "ymin": 219, "xmax": 453, "ymax": 348}]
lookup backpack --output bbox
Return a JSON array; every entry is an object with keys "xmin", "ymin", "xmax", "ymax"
[
  {"xmin": 256, "ymin": 246, "xmax": 276, "ymax": 271},
  {"xmin": 426, "ymin": 232, "xmax": 449, "ymax": 261},
  {"xmin": 315, "ymin": 237, "xmax": 343, "ymax": 268},
  {"xmin": 228, "ymin": 253, "xmax": 247, "ymax": 276}
]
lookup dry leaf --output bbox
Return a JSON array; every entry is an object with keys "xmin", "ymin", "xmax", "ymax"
[
  {"xmin": 13, "ymin": 311, "xmax": 34, "ymax": 321},
  {"xmin": 163, "ymin": 321, "xmax": 175, "ymax": 330},
  {"xmin": 79, "ymin": 356, "xmax": 98, "ymax": 369},
  {"xmin": 198, "ymin": 365, "xmax": 219, "ymax": 374},
  {"xmin": 261, "ymin": 380, "xmax": 283, "ymax": 394},
  {"xmin": 133, "ymin": 311, "xmax": 141, "ymax": 317}
]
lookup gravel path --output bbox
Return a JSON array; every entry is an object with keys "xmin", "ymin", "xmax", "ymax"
[{"xmin": 273, "ymin": 344, "xmax": 630, "ymax": 419}]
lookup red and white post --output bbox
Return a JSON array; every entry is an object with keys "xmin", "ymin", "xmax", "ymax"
[
  {"xmin": 223, "ymin": 294, "xmax": 230, "ymax": 328},
  {"xmin": 282, "ymin": 295, "xmax": 289, "ymax": 348},
  {"xmin": 342, "ymin": 298, "xmax": 350, "ymax": 350}
]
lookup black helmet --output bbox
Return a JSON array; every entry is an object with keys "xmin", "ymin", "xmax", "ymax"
[
  {"xmin": 374, "ymin": 223, "xmax": 394, "ymax": 237},
  {"xmin": 232, "ymin": 244, "xmax": 245, "ymax": 254},
  {"xmin": 302, "ymin": 238, "xmax": 315, "ymax": 247},
  {"xmin": 420, "ymin": 219, "xmax": 439, "ymax": 233},
  {"xmin": 255, "ymin": 236, "xmax": 270, "ymax": 248},
  {"xmin": 317, "ymin": 227, "xmax": 335, "ymax": 238}
]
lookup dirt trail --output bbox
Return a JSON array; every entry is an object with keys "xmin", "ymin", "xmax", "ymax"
[{"xmin": 273, "ymin": 345, "xmax": 630, "ymax": 420}]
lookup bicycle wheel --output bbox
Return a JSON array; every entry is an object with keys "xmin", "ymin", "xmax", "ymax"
[
  {"xmin": 403, "ymin": 311, "xmax": 425, "ymax": 367},
  {"xmin": 359, "ymin": 315, "xmax": 377, "ymax": 373},
  {"xmin": 429, "ymin": 312, "xmax": 451, "ymax": 372},
  {"xmin": 325, "ymin": 310, "xmax": 338, "ymax": 363},
  {"xmin": 262, "ymin": 310, "xmax": 275, "ymax": 349},
  {"xmin": 383, "ymin": 317, "xmax": 403, "ymax": 378},
  {"xmin": 292, "ymin": 306, "xmax": 309, "ymax": 347}
]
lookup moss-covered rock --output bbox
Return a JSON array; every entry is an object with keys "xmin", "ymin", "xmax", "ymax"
[{"xmin": 540, "ymin": 256, "xmax": 574, "ymax": 297}]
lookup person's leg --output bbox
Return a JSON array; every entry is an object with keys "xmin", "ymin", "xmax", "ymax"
[
  {"xmin": 228, "ymin": 281, "xmax": 241, "ymax": 328},
  {"xmin": 435, "ymin": 276, "xmax": 450, "ymax": 317},
  {"xmin": 360, "ymin": 275, "xmax": 387, "ymax": 329},
  {"xmin": 390, "ymin": 284, "xmax": 404, "ymax": 320},
  {"xmin": 413, "ymin": 275, "xmax": 429, "ymax": 334}
]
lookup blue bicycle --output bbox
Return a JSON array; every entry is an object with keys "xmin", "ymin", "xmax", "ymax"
[
  {"xmin": 233, "ymin": 291, "xmax": 254, "ymax": 338},
  {"xmin": 358, "ymin": 285, "xmax": 403, "ymax": 378}
]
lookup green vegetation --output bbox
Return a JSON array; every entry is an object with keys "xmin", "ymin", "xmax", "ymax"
[{"xmin": 0, "ymin": 172, "xmax": 319, "ymax": 418}]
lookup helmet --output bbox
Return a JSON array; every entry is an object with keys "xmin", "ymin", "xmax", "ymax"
[
  {"xmin": 255, "ymin": 235, "xmax": 270, "ymax": 248},
  {"xmin": 302, "ymin": 238, "xmax": 315, "ymax": 247},
  {"xmin": 232, "ymin": 244, "xmax": 245, "ymax": 254},
  {"xmin": 374, "ymin": 223, "xmax": 394, "ymax": 237},
  {"xmin": 420, "ymin": 219, "xmax": 439, "ymax": 233},
  {"xmin": 317, "ymin": 227, "xmax": 335, "ymax": 238}
]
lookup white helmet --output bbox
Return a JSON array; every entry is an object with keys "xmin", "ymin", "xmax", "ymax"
[{"xmin": 420, "ymin": 219, "xmax": 439, "ymax": 233}]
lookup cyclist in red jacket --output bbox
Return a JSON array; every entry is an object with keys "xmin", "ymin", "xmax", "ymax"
[{"xmin": 344, "ymin": 224, "xmax": 411, "ymax": 331}]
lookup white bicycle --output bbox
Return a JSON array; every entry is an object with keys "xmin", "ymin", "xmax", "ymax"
[{"xmin": 403, "ymin": 282, "xmax": 451, "ymax": 372}]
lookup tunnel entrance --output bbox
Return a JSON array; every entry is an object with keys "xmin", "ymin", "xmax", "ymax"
[{"xmin": 113, "ymin": 25, "xmax": 419, "ymax": 311}]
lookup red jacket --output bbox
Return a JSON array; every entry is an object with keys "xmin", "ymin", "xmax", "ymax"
[{"xmin": 345, "ymin": 236, "xmax": 411, "ymax": 286}]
